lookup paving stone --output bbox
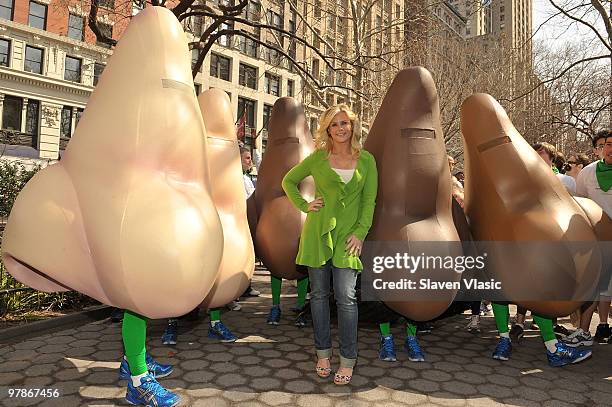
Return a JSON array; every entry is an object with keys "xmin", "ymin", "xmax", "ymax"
[
  {"xmin": 222, "ymin": 388, "xmax": 258, "ymax": 402},
  {"xmin": 476, "ymin": 384, "xmax": 514, "ymax": 399},
  {"xmin": 441, "ymin": 381, "xmax": 478, "ymax": 396},
  {"xmin": 183, "ymin": 370, "xmax": 216, "ymax": 383},
  {"xmin": 296, "ymin": 394, "xmax": 333, "ymax": 407},
  {"xmin": 284, "ymin": 379, "xmax": 316, "ymax": 393},
  {"xmin": 0, "ymin": 360, "xmax": 30, "ymax": 373},
  {"xmin": 355, "ymin": 386, "xmax": 389, "ymax": 401},
  {"xmin": 390, "ymin": 391, "xmax": 428, "ymax": 405},
  {"xmin": 180, "ymin": 359, "xmax": 210, "ymax": 371},
  {"xmin": 192, "ymin": 397, "xmax": 229, "ymax": 406},
  {"xmin": 216, "ymin": 373, "xmax": 248, "ymax": 387},
  {"xmin": 422, "ymin": 369, "xmax": 453, "ymax": 382},
  {"xmin": 24, "ymin": 363, "xmax": 59, "ymax": 377},
  {"xmin": 84, "ymin": 371, "xmax": 120, "ymax": 385},
  {"xmin": 184, "ymin": 386, "xmax": 222, "ymax": 397},
  {"xmin": 427, "ymin": 392, "xmax": 468, "ymax": 406},
  {"xmin": 251, "ymin": 377, "xmax": 282, "ymax": 391},
  {"xmin": 0, "ymin": 372, "xmax": 23, "ymax": 385},
  {"xmin": 258, "ymin": 391, "xmax": 295, "ymax": 406},
  {"xmin": 236, "ymin": 355, "xmax": 263, "ymax": 365},
  {"xmin": 409, "ymin": 378, "xmax": 441, "ymax": 393},
  {"xmin": 78, "ymin": 385, "xmax": 122, "ymax": 399}
]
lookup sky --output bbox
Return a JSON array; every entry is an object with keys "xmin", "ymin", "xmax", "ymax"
[{"xmin": 532, "ymin": 0, "xmax": 609, "ymax": 50}]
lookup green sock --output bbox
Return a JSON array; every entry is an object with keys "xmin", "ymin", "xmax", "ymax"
[
  {"xmin": 297, "ymin": 277, "xmax": 309, "ymax": 308},
  {"xmin": 406, "ymin": 323, "xmax": 417, "ymax": 337},
  {"xmin": 122, "ymin": 310, "xmax": 148, "ymax": 376},
  {"xmin": 209, "ymin": 308, "xmax": 221, "ymax": 322},
  {"xmin": 533, "ymin": 314, "xmax": 556, "ymax": 342},
  {"xmin": 492, "ymin": 303, "xmax": 510, "ymax": 334},
  {"xmin": 379, "ymin": 322, "xmax": 391, "ymax": 336},
  {"xmin": 271, "ymin": 276, "xmax": 282, "ymax": 306}
]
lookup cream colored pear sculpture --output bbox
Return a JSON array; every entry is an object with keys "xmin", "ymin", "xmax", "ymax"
[
  {"xmin": 199, "ymin": 89, "xmax": 255, "ymax": 309},
  {"xmin": 1, "ymin": 7, "xmax": 224, "ymax": 319}
]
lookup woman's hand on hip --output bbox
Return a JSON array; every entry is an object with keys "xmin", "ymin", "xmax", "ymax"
[
  {"xmin": 346, "ymin": 234, "xmax": 363, "ymax": 257},
  {"xmin": 307, "ymin": 197, "xmax": 325, "ymax": 212}
]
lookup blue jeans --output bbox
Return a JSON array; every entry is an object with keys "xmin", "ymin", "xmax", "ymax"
[{"xmin": 308, "ymin": 260, "xmax": 359, "ymax": 368}]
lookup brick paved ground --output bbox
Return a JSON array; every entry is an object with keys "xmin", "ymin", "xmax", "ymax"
[{"xmin": 1, "ymin": 268, "xmax": 611, "ymax": 406}]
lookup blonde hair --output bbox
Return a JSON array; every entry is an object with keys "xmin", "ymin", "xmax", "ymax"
[{"xmin": 314, "ymin": 104, "xmax": 362, "ymax": 157}]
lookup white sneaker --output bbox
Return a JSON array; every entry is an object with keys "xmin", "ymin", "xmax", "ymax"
[
  {"xmin": 227, "ymin": 301, "xmax": 241, "ymax": 311},
  {"xmin": 562, "ymin": 328, "xmax": 593, "ymax": 347},
  {"xmin": 466, "ymin": 315, "xmax": 480, "ymax": 332}
]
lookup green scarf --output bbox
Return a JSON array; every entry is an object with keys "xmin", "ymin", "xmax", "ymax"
[
  {"xmin": 551, "ymin": 165, "xmax": 559, "ymax": 174},
  {"xmin": 596, "ymin": 160, "xmax": 612, "ymax": 192}
]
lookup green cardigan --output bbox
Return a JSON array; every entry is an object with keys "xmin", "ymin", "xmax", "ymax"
[{"xmin": 282, "ymin": 149, "xmax": 378, "ymax": 270}]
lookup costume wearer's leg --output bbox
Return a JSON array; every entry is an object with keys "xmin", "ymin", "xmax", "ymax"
[
  {"xmin": 123, "ymin": 311, "xmax": 147, "ymax": 376},
  {"xmin": 406, "ymin": 322, "xmax": 417, "ymax": 337},
  {"xmin": 379, "ymin": 322, "xmax": 391, "ymax": 336},
  {"xmin": 492, "ymin": 303, "xmax": 510, "ymax": 336},
  {"xmin": 209, "ymin": 309, "xmax": 221, "ymax": 324},
  {"xmin": 271, "ymin": 276, "xmax": 282, "ymax": 306},
  {"xmin": 297, "ymin": 277, "xmax": 309, "ymax": 308},
  {"xmin": 309, "ymin": 261, "xmax": 333, "ymax": 359},
  {"xmin": 331, "ymin": 265, "xmax": 359, "ymax": 368},
  {"xmin": 533, "ymin": 314, "xmax": 557, "ymax": 352}
]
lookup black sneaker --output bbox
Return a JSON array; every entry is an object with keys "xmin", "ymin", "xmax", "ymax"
[
  {"xmin": 110, "ymin": 308, "xmax": 124, "ymax": 323},
  {"xmin": 417, "ymin": 322, "xmax": 433, "ymax": 334},
  {"xmin": 509, "ymin": 324, "xmax": 524, "ymax": 344},
  {"xmin": 294, "ymin": 306, "xmax": 310, "ymax": 328},
  {"xmin": 553, "ymin": 324, "xmax": 571, "ymax": 339},
  {"xmin": 594, "ymin": 323, "xmax": 611, "ymax": 343}
]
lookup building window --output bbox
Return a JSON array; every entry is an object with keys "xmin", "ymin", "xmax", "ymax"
[
  {"xmin": 60, "ymin": 106, "xmax": 72, "ymax": 138},
  {"xmin": 1, "ymin": 95, "xmax": 21, "ymax": 131},
  {"xmin": 239, "ymin": 36, "xmax": 259, "ymax": 58},
  {"xmin": 310, "ymin": 117, "xmax": 318, "ymax": 136},
  {"xmin": 67, "ymin": 14, "xmax": 84, "ymax": 41},
  {"xmin": 264, "ymin": 73, "xmax": 280, "ymax": 96},
  {"xmin": 93, "ymin": 62, "xmax": 105, "ymax": 86},
  {"xmin": 28, "ymin": 1, "xmax": 47, "ymax": 30},
  {"xmin": 64, "ymin": 56, "xmax": 82, "ymax": 82},
  {"xmin": 24, "ymin": 45, "xmax": 43, "ymax": 74},
  {"xmin": 266, "ymin": 10, "xmax": 282, "ymax": 30},
  {"xmin": 75, "ymin": 107, "xmax": 84, "ymax": 127},
  {"xmin": 25, "ymin": 99, "xmax": 39, "ymax": 137},
  {"xmin": 216, "ymin": 22, "xmax": 233, "ymax": 47},
  {"xmin": 0, "ymin": 38, "xmax": 9, "ymax": 66},
  {"xmin": 97, "ymin": 23, "xmax": 113, "ymax": 48},
  {"xmin": 263, "ymin": 104, "xmax": 273, "ymax": 131},
  {"xmin": 0, "ymin": 0, "xmax": 14, "ymax": 20},
  {"xmin": 210, "ymin": 53, "xmax": 230, "ymax": 81},
  {"xmin": 287, "ymin": 79, "xmax": 294, "ymax": 97},
  {"xmin": 237, "ymin": 97, "xmax": 256, "ymax": 145},
  {"xmin": 191, "ymin": 48, "xmax": 199, "ymax": 70},
  {"xmin": 239, "ymin": 63, "xmax": 257, "ymax": 89}
]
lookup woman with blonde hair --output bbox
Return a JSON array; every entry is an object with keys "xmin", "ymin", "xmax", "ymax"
[{"xmin": 282, "ymin": 104, "xmax": 378, "ymax": 385}]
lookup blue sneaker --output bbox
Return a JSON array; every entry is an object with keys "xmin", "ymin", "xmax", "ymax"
[
  {"xmin": 404, "ymin": 336, "xmax": 425, "ymax": 362},
  {"xmin": 492, "ymin": 337, "xmax": 512, "ymax": 361},
  {"xmin": 547, "ymin": 341, "xmax": 592, "ymax": 367},
  {"xmin": 267, "ymin": 305, "xmax": 281, "ymax": 325},
  {"xmin": 125, "ymin": 373, "xmax": 180, "ymax": 407},
  {"xmin": 379, "ymin": 335, "xmax": 397, "ymax": 362},
  {"xmin": 119, "ymin": 354, "xmax": 174, "ymax": 380},
  {"xmin": 161, "ymin": 321, "xmax": 178, "ymax": 345},
  {"xmin": 208, "ymin": 321, "xmax": 237, "ymax": 342}
]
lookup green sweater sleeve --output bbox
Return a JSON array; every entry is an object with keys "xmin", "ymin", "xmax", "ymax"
[
  {"xmin": 282, "ymin": 154, "xmax": 313, "ymax": 213},
  {"xmin": 352, "ymin": 154, "xmax": 378, "ymax": 241}
]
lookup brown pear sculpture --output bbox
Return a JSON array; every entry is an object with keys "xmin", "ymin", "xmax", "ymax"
[
  {"xmin": 254, "ymin": 98, "xmax": 315, "ymax": 280},
  {"xmin": 364, "ymin": 67, "xmax": 462, "ymax": 321},
  {"xmin": 199, "ymin": 89, "xmax": 255, "ymax": 309},
  {"xmin": 460, "ymin": 93, "xmax": 601, "ymax": 317},
  {"xmin": 1, "ymin": 7, "xmax": 224, "ymax": 319}
]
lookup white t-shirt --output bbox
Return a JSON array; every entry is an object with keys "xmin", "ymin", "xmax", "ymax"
[
  {"xmin": 332, "ymin": 168, "xmax": 355, "ymax": 183},
  {"xmin": 556, "ymin": 174, "xmax": 576, "ymax": 196},
  {"xmin": 576, "ymin": 161, "xmax": 612, "ymax": 217},
  {"xmin": 243, "ymin": 173, "xmax": 255, "ymax": 198}
]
